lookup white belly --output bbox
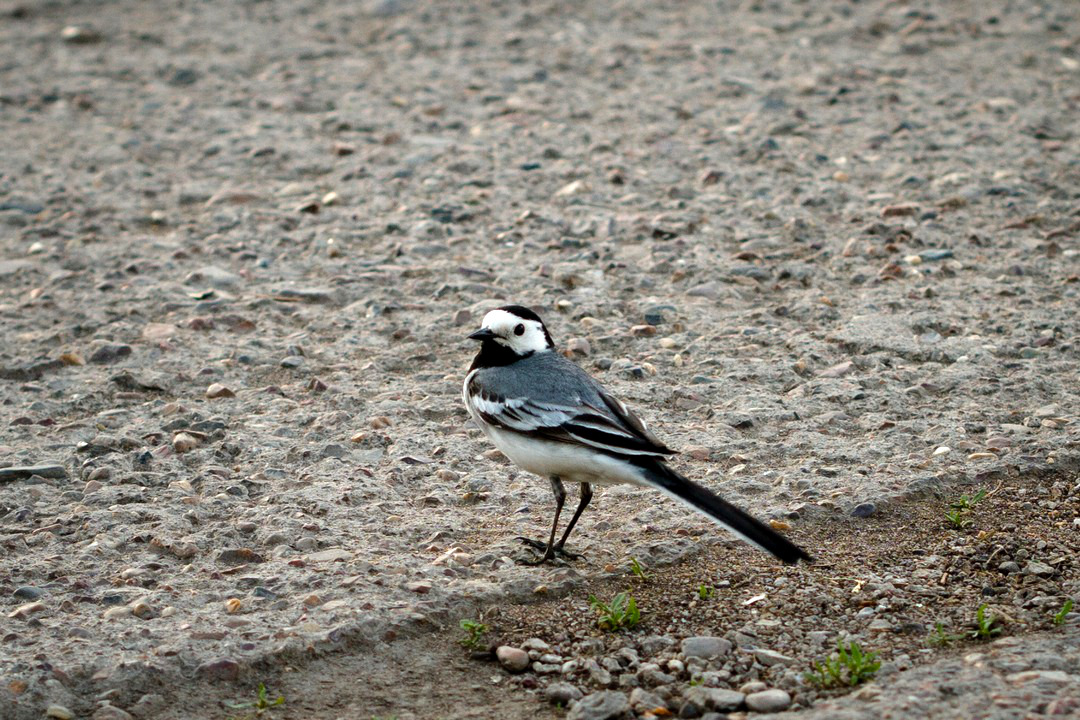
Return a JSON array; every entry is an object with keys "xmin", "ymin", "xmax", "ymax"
[
  {"xmin": 482, "ymin": 423, "xmax": 645, "ymax": 486},
  {"xmin": 463, "ymin": 369, "xmax": 646, "ymax": 486}
]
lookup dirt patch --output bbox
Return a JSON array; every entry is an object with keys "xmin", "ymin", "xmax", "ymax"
[
  {"xmin": 478, "ymin": 472, "xmax": 1078, "ymax": 715},
  {"xmin": 142, "ymin": 471, "xmax": 1076, "ymax": 720}
]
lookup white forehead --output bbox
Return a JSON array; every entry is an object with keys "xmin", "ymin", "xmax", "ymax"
[{"xmin": 481, "ymin": 309, "xmax": 535, "ymax": 330}]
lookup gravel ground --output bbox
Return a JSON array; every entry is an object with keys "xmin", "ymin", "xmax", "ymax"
[
  {"xmin": 1, "ymin": 0, "xmax": 1078, "ymax": 718},
  {"xmin": 480, "ymin": 471, "xmax": 1079, "ymax": 720}
]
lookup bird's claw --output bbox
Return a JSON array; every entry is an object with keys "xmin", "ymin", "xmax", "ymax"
[{"xmin": 515, "ymin": 536, "xmax": 584, "ymax": 563}]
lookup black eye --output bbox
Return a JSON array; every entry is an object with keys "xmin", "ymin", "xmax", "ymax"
[{"xmin": 514, "ymin": 324, "xmax": 525, "ymax": 336}]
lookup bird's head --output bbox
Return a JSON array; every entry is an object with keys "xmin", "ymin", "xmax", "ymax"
[{"xmin": 468, "ymin": 305, "xmax": 554, "ymax": 356}]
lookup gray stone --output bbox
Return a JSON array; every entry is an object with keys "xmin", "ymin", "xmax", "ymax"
[
  {"xmin": 320, "ymin": 443, "xmax": 348, "ymax": 459},
  {"xmin": 738, "ymin": 681, "xmax": 767, "ymax": 694},
  {"xmin": 745, "ymin": 688, "xmax": 792, "ymax": 712},
  {"xmin": 13, "ymin": 586, "xmax": 45, "ymax": 600},
  {"xmin": 1023, "ymin": 561, "xmax": 1055, "ymax": 577},
  {"xmin": 681, "ymin": 636, "xmax": 732, "ymax": 660},
  {"xmin": 89, "ymin": 344, "xmax": 132, "ymax": 364},
  {"xmin": 196, "ymin": 658, "xmax": 240, "ymax": 680},
  {"xmin": 639, "ymin": 635, "xmax": 675, "ymax": 656},
  {"xmin": 567, "ymin": 690, "xmax": 630, "ymax": 720},
  {"xmin": 629, "ymin": 687, "xmax": 667, "ymax": 712},
  {"xmin": 585, "ymin": 657, "xmax": 613, "ymax": 686},
  {"xmin": 851, "ymin": 502, "xmax": 877, "ymax": 518},
  {"xmin": 271, "ymin": 287, "xmax": 337, "ymax": 304},
  {"xmin": 546, "ymin": 682, "xmax": 584, "ymax": 705},
  {"xmin": 522, "ymin": 637, "xmax": 550, "ymax": 652},
  {"xmin": 92, "ymin": 706, "xmax": 134, "ymax": 720},
  {"xmin": 306, "ymin": 549, "xmax": 353, "ymax": 563},
  {"xmin": 637, "ymin": 663, "xmax": 676, "ymax": 687},
  {"xmin": 185, "ymin": 265, "xmax": 240, "ymax": 288},
  {"xmin": 128, "ymin": 693, "xmax": 166, "ymax": 718},
  {"xmin": 0, "ymin": 464, "xmax": 68, "ymax": 481},
  {"xmin": 687, "ymin": 281, "xmax": 723, "ymax": 298},
  {"xmin": 754, "ymin": 648, "xmax": 796, "ymax": 667},
  {"xmin": 681, "ymin": 687, "xmax": 745, "ymax": 713},
  {"xmin": 496, "ymin": 645, "xmax": 530, "ymax": 673},
  {"xmin": 0, "ymin": 259, "xmax": 33, "ymax": 276}
]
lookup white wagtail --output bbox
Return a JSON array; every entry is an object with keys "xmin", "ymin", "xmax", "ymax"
[{"xmin": 463, "ymin": 304, "xmax": 811, "ymax": 565}]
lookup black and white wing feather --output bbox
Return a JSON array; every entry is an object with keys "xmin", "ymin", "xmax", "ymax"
[{"xmin": 466, "ymin": 374, "xmax": 674, "ymax": 459}]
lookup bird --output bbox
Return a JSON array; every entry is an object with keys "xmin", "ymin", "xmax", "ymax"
[{"xmin": 462, "ymin": 304, "xmax": 811, "ymax": 565}]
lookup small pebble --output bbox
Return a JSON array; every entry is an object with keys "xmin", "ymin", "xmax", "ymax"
[
  {"xmin": 567, "ymin": 690, "xmax": 630, "ymax": 720},
  {"xmin": 496, "ymin": 645, "xmax": 530, "ymax": 673},
  {"xmin": 738, "ymin": 681, "xmax": 767, "ymax": 695},
  {"xmin": 681, "ymin": 636, "xmax": 732, "ymax": 660},
  {"xmin": 567, "ymin": 337, "xmax": 591, "ymax": 356},
  {"xmin": 745, "ymin": 688, "xmax": 792, "ymax": 713},
  {"xmin": 131, "ymin": 601, "xmax": 154, "ymax": 619},
  {"xmin": 8, "ymin": 601, "xmax": 46, "ymax": 619},
  {"xmin": 13, "ymin": 586, "xmax": 44, "ymax": 601},
  {"xmin": 205, "ymin": 383, "xmax": 236, "ymax": 399},
  {"xmin": 92, "ymin": 705, "xmax": 134, "ymax": 720},
  {"xmin": 88, "ymin": 343, "xmax": 132, "ymax": 364},
  {"xmin": 851, "ymin": 502, "xmax": 877, "ymax": 518},
  {"xmin": 60, "ymin": 25, "xmax": 102, "ymax": 44},
  {"xmin": 1023, "ymin": 561, "xmax": 1054, "ymax": 577},
  {"xmin": 172, "ymin": 432, "xmax": 201, "ymax": 453},
  {"xmin": 882, "ymin": 203, "xmax": 918, "ymax": 217},
  {"xmin": 753, "ymin": 648, "xmax": 796, "ymax": 667}
]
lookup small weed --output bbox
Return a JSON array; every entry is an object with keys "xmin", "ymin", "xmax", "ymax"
[
  {"xmin": 629, "ymin": 557, "xmax": 649, "ymax": 581},
  {"xmin": 950, "ymin": 489, "xmax": 987, "ymax": 511},
  {"xmin": 804, "ymin": 640, "xmax": 880, "ymax": 689},
  {"xmin": 1053, "ymin": 599, "xmax": 1073, "ymax": 626},
  {"xmin": 688, "ymin": 677, "xmax": 704, "ymax": 687},
  {"xmin": 698, "ymin": 584, "xmax": 713, "ymax": 600},
  {"xmin": 927, "ymin": 622, "xmax": 965, "ymax": 648},
  {"xmin": 944, "ymin": 489, "xmax": 986, "ymax": 529},
  {"xmin": 971, "ymin": 603, "xmax": 1003, "ymax": 641},
  {"xmin": 458, "ymin": 619, "xmax": 488, "ymax": 650},
  {"xmin": 225, "ymin": 684, "xmax": 284, "ymax": 720},
  {"xmin": 588, "ymin": 591, "xmax": 641, "ymax": 631},
  {"xmin": 944, "ymin": 508, "xmax": 973, "ymax": 528}
]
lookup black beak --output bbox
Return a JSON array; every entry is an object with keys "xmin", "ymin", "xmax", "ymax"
[{"xmin": 468, "ymin": 327, "xmax": 497, "ymax": 342}]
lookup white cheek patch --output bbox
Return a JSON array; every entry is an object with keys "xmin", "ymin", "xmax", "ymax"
[
  {"xmin": 510, "ymin": 322, "xmax": 549, "ymax": 353},
  {"xmin": 479, "ymin": 309, "xmax": 551, "ymax": 353}
]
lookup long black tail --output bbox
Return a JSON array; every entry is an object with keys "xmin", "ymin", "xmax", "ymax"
[{"xmin": 633, "ymin": 458, "xmax": 812, "ymax": 564}]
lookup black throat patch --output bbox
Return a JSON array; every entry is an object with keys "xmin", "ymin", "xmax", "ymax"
[{"xmin": 470, "ymin": 340, "xmax": 533, "ymax": 370}]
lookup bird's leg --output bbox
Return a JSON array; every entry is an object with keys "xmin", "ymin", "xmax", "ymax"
[
  {"xmin": 550, "ymin": 482, "xmax": 592, "ymax": 559},
  {"xmin": 517, "ymin": 476, "xmax": 566, "ymax": 564}
]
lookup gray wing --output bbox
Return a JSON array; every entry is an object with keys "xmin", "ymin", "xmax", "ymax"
[{"xmin": 467, "ymin": 370, "xmax": 674, "ymax": 458}]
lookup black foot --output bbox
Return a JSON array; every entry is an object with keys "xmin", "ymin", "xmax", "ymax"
[{"xmin": 515, "ymin": 537, "xmax": 585, "ymax": 564}]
